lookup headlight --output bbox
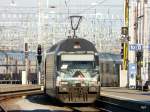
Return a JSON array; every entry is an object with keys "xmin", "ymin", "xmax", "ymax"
[
  {"xmin": 59, "ymin": 86, "xmax": 68, "ymax": 92},
  {"xmin": 61, "ymin": 81, "xmax": 68, "ymax": 85},
  {"xmin": 89, "ymin": 81, "xmax": 98, "ymax": 86}
]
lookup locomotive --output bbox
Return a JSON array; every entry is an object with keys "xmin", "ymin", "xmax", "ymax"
[{"xmin": 45, "ymin": 38, "xmax": 100, "ymax": 103}]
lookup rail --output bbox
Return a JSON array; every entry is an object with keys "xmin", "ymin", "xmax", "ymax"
[
  {"xmin": 0, "ymin": 85, "xmax": 44, "ymax": 96},
  {"xmin": 65, "ymin": 105, "xmax": 103, "ymax": 112},
  {"xmin": 0, "ymin": 84, "xmax": 44, "ymax": 112}
]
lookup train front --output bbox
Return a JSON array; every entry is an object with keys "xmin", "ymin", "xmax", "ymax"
[{"xmin": 56, "ymin": 39, "xmax": 100, "ymax": 103}]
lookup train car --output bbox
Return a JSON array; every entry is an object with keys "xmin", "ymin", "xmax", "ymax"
[{"xmin": 45, "ymin": 38, "xmax": 100, "ymax": 103}]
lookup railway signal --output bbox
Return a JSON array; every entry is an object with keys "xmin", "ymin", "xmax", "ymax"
[
  {"xmin": 137, "ymin": 51, "xmax": 143, "ymax": 66},
  {"xmin": 121, "ymin": 27, "xmax": 128, "ymax": 36},
  {"xmin": 37, "ymin": 44, "xmax": 42, "ymax": 55},
  {"xmin": 37, "ymin": 44, "xmax": 42, "ymax": 65},
  {"xmin": 25, "ymin": 43, "xmax": 28, "ymax": 58},
  {"xmin": 120, "ymin": 42, "xmax": 128, "ymax": 70},
  {"xmin": 24, "ymin": 43, "xmax": 29, "ymax": 84},
  {"xmin": 121, "ymin": 43, "xmax": 124, "ymax": 59},
  {"xmin": 121, "ymin": 23, "xmax": 129, "ymax": 70},
  {"xmin": 120, "ymin": 0, "xmax": 129, "ymax": 71}
]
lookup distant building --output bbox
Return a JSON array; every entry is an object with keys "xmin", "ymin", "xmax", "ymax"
[{"xmin": 0, "ymin": 51, "xmax": 37, "ymax": 81}]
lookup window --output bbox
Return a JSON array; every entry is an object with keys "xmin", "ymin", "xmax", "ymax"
[{"xmin": 61, "ymin": 61, "xmax": 94, "ymax": 69}]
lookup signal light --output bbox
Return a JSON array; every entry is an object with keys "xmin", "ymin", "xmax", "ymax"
[
  {"xmin": 37, "ymin": 44, "xmax": 42, "ymax": 55},
  {"xmin": 137, "ymin": 51, "xmax": 143, "ymax": 63},
  {"xmin": 120, "ymin": 43, "xmax": 128, "ymax": 70},
  {"xmin": 121, "ymin": 43, "xmax": 124, "ymax": 59},
  {"xmin": 37, "ymin": 55, "xmax": 42, "ymax": 65},
  {"xmin": 121, "ymin": 27, "xmax": 128, "ymax": 35},
  {"xmin": 25, "ymin": 43, "xmax": 28, "ymax": 52},
  {"xmin": 37, "ymin": 44, "xmax": 42, "ymax": 65}
]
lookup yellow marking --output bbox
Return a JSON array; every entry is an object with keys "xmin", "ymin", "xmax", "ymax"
[
  {"xmin": 123, "ymin": 43, "xmax": 128, "ymax": 70},
  {"xmin": 125, "ymin": 0, "xmax": 129, "ymax": 27}
]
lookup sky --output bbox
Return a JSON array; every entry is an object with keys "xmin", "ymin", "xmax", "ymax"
[
  {"xmin": 0, "ymin": 0, "xmax": 37, "ymax": 7},
  {"xmin": 0, "ymin": 0, "xmax": 124, "ymax": 19},
  {"xmin": 0, "ymin": 0, "xmax": 124, "ymax": 31},
  {"xmin": 0, "ymin": 0, "xmax": 125, "ymax": 52},
  {"xmin": 0, "ymin": 0, "xmax": 123, "ymax": 8}
]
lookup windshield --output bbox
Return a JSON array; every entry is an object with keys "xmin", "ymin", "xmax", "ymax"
[{"xmin": 61, "ymin": 61, "xmax": 94, "ymax": 70}]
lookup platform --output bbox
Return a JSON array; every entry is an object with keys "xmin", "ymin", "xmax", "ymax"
[
  {"xmin": 0, "ymin": 84, "xmax": 43, "ymax": 96},
  {"xmin": 101, "ymin": 87, "xmax": 150, "ymax": 103},
  {"xmin": 97, "ymin": 87, "xmax": 150, "ymax": 112}
]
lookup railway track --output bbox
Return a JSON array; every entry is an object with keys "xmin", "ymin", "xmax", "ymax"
[
  {"xmin": 0, "ymin": 89, "xmax": 43, "ymax": 97},
  {"xmin": 0, "ymin": 106, "xmax": 6, "ymax": 112},
  {"xmin": 95, "ymin": 99, "xmax": 135, "ymax": 112},
  {"xmin": 23, "ymin": 94, "xmax": 108, "ymax": 112},
  {"xmin": 68, "ymin": 106, "xmax": 101, "ymax": 112},
  {"xmin": 0, "ymin": 96, "xmax": 17, "ymax": 112},
  {"xmin": 0, "ymin": 87, "xmax": 43, "ymax": 112},
  {"xmin": 0, "ymin": 85, "xmax": 43, "ymax": 98},
  {"xmin": 1, "ymin": 93, "xmax": 136, "ymax": 112},
  {"xmin": 65, "ymin": 103, "xmax": 109, "ymax": 112}
]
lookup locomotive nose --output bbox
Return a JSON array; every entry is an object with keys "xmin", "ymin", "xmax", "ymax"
[{"xmin": 73, "ymin": 71, "xmax": 85, "ymax": 78}]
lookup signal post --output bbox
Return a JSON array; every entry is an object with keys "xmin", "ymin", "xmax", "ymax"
[
  {"xmin": 120, "ymin": 0, "xmax": 129, "ymax": 87},
  {"xmin": 22, "ymin": 43, "xmax": 29, "ymax": 85},
  {"xmin": 128, "ymin": 3, "xmax": 137, "ymax": 88},
  {"xmin": 37, "ymin": 44, "xmax": 42, "ymax": 85}
]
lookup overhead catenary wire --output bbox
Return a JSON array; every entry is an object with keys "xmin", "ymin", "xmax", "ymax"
[
  {"xmin": 0, "ymin": 0, "xmax": 125, "ymax": 53},
  {"xmin": 65, "ymin": 0, "xmax": 71, "ymax": 17},
  {"xmin": 76, "ymin": 0, "xmax": 108, "ymax": 15}
]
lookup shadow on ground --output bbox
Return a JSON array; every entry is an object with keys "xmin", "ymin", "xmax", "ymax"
[
  {"xmin": 26, "ymin": 94, "xmax": 63, "ymax": 107},
  {"xmin": 8, "ymin": 109, "xmax": 71, "ymax": 112}
]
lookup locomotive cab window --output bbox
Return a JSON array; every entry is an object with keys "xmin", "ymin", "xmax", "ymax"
[
  {"xmin": 95, "ymin": 56, "xmax": 99, "ymax": 66},
  {"xmin": 61, "ymin": 61, "xmax": 94, "ymax": 70},
  {"xmin": 56, "ymin": 56, "xmax": 61, "ymax": 70}
]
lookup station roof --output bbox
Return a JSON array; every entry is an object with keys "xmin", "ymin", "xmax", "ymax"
[
  {"xmin": 99, "ymin": 53, "xmax": 121, "ymax": 63},
  {"xmin": 0, "ymin": 51, "xmax": 36, "ymax": 61},
  {"xmin": 0, "ymin": 51, "xmax": 121, "ymax": 64}
]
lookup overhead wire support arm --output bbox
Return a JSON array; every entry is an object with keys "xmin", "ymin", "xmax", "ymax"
[{"xmin": 70, "ymin": 16, "xmax": 82, "ymax": 38}]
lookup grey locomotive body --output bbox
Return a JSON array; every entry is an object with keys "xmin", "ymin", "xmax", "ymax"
[{"xmin": 45, "ymin": 38, "xmax": 100, "ymax": 103}]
